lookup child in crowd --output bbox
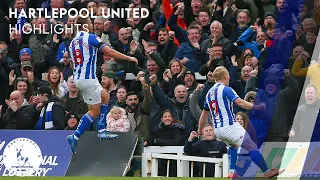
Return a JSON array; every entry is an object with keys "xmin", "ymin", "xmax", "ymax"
[
  {"xmin": 65, "ymin": 112, "xmax": 79, "ymax": 130},
  {"xmin": 106, "ymin": 106, "xmax": 130, "ymax": 132}
]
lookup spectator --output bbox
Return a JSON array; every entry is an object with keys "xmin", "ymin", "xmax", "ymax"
[
  {"xmin": 115, "ymin": 86, "xmax": 127, "ymax": 108},
  {"xmin": 196, "ymin": 6, "xmax": 211, "ymax": 35},
  {"xmin": 34, "ymin": 85, "xmax": 66, "ymax": 130},
  {"xmin": 107, "ymin": 106, "xmax": 130, "ymax": 133},
  {"xmin": 236, "ymin": 25, "xmax": 268, "ymax": 60},
  {"xmin": 28, "ymin": 17, "xmax": 53, "ymax": 63},
  {"xmin": 153, "ymin": 29, "xmax": 178, "ymax": 64},
  {"xmin": 61, "ymin": 76, "xmax": 88, "ymax": 119},
  {"xmin": 288, "ymin": 45, "xmax": 304, "ymax": 71},
  {"xmin": 235, "ymin": 111, "xmax": 257, "ymax": 145},
  {"xmin": 263, "ymin": 12, "xmax": 277, "ymax": 31},
  {"xmin": 111, "ymin": 28, "xmax": 143, "ymax": 74},
  {"xmin": 302, "ymin": 27, "xmax": 318, "ymax": 55},
  {"xmin": 184, "ymin": 125, "xmax": 227, "ymax": 177},
  {"xmin": 47, "ymin": 66, "xmax": 68, "ymax": 98},
  {"xmin": 8, "ymin": 76, "xmax": 33, "ymax": 101},
  {"xmin": 291, "ymin": 51, "xmax": 320, "ymax": 97},
  {"xmin": 125, "ymin": 77, "xmax": 152, "ymax": 154},
  {"xmin": 150, "ymin": 74, "xmax": 198, "ymax": 135},
  {"xmin": 230, "ymin": 61, "xmax": 254, "ymax": 112},
  {"xmin": 244, "ymin": 91, "xmax": 267, "ymax": 147},
  {"xmin": 174, "ymin": 25, "xmax": 203, "ymax": 72},
  {"xmin": 161, "ymin": 59, "xmax": 186, "ymax": 98},
  {"xmin": 183, "ymin": 70, "xmax": 198, "ymax": 97},
  {"xmin": 0, "ymin": 45, "xmax": 10, "ymax": 112},
  {"xmin": 145, "ymin": 109, "xmax": 186, "ymax": 177},
  {"xmin": 224, "ymin": 9, "xmax": 251, "ymax": 43},
  {"xmin": 101, "ymin": 71, "xmax": 120, "ymax": 106},
  {"xmin": 289, "ymin": 84, "xmax": 320, "ymax": 142},
  {"xmin": 0, "ymin": 41, "xmax": 14, "ymax": 66},
  {"xmin": 199, "ymin": 42, "xmax": 231, "ymax": 76},
  {"xmin": 64, "ymin": 112, "xmax": 79, "ymax": 130},
  {"xmin": 197, "ymin": 21, "xmax": 233, "ymax": 62},
  {"xmin": 0, "ymin": 90, "xmax": 37, "ymax": 129},
  {"xmin": 145, "ymin": 109, "xmax": 185, "ymax": 146},
  {"xmin": 18, "ymin": 61, "xmax": 47, "ymax": 94},
  {"xmin": 245, "ymin": 69, "xmax": 299, "ymax": 142}
]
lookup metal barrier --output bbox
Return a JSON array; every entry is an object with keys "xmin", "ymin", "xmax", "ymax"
[{"xmin": 141, "ymin": 146, "xmax": 229, "ymax": 177}]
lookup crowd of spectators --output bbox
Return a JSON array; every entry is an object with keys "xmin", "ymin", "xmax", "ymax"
[{"xmin": 0, "ymin": 0, "xmax": 320, "ymax": 177}]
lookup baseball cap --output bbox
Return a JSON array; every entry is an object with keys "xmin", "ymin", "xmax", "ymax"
[
  {"xmin": 38, "ymin": 85, "xmax": 52, "ymax": 95},
  {"xmin": 21, "ymin": 61, "xmax": 32, "ymax": 68},
  {"xmin": 184, "ymin": 70, "xmax": 195, "ymax": 78},
  {"xmin": 103, "ymin": 71, "xmax": 116, "ymax": 79}
]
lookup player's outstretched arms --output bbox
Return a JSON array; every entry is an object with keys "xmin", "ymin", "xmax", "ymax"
[
  {"xmin": 234, "ymin": 98, "xmax": 265, "ymax": 111},
  {"xmin": 101, "ymin": 45, "xmax": 138, "ymax": 64}
]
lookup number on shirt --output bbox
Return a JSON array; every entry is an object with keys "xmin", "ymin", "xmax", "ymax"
[
  {"xmin": 209, "ymin": 100, "xmax": 219, "ymax": 115},
  {"xmin": 74, "ymin": 49, "xmax": 83, "ymax": 65}
]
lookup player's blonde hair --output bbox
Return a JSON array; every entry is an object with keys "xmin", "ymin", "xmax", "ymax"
[{"xmin": 213, "ymin": 66, "xmax": 229, "ymax": 81}]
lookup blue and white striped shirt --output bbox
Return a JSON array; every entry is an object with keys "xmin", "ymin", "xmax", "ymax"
[
  {"xmin": 204, "ymin": 83, "xmax": 239, "ymax": 128},
  {"xmin": 69, "ymin": 31, "xmax": 106, "ymax": 80}
]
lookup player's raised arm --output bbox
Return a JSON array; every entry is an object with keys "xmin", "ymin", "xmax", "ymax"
[
  {"xmin": 198, "ymin": 110, "xmax": 209, "ymax": 135},
  {"xmin": 87, "ymin": 31, "xmax": 138, "ymax": 65},
  {"xmin": 234, "ymin": 98, "xmax": 266, "ymax": 111},
  {"xmin": 101, "ymin": 45, "xmax": 138, "ymax": 64}
]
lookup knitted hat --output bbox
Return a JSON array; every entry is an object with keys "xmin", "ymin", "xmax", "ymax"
[
  {"xmin": 264, "ymin": 12, "xmax": 276, "ymax": 20},
  {"xmin": 19, "ymin": 48, "xmax": 32, "ymax": 58}
]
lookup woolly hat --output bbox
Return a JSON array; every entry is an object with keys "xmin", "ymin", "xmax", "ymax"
[
  {"xmin": 264, "ymin": 12, "xmax": 276, "ymax": 20},
  {"xmin": 19, "ymin": 48, "xmax": 32, "ymax": 58}
]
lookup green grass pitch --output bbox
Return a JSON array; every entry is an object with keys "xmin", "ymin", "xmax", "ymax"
[{"xmin": 0, "ymin": 177, "xmax": 301, "ymax": 180}]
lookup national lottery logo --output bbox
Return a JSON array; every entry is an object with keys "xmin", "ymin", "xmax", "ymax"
[{"xmin": 2, "ymin": 138, "xmax": 42, "ymax": 176}]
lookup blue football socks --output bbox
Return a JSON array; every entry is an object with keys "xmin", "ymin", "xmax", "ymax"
[
  {"xmin": 74, "ymin": 113, "xmax": 94, "ymax": 140},
  {"xmin": 249, "ymin": 150, "xmax": 269, "ymax": 173},
  {"xmin": 98, "ymin": 104, "xmax": 108, "ymax": 133},
  {"xmin": 228, "ymin": 147, "xmax": 238, "ymax": 173}
]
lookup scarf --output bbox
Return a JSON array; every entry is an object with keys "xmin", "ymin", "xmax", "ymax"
[{"xmin": 35, "ymin": 102, "xmax": 54, "ymax": 130}]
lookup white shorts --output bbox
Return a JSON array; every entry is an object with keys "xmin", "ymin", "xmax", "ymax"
[
  {"xmin": 214, "ymin": 122, "xmax": 249, "ymax": 147},
  {"xmin": 73, "ymin": 79, "xmax": 103, "ymax": 105}
]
